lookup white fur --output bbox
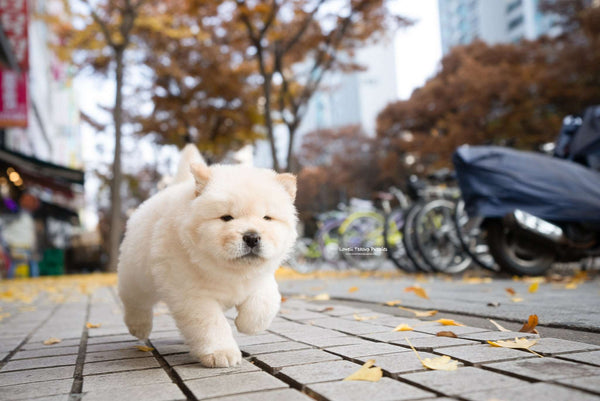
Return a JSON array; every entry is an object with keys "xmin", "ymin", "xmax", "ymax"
[{"xmin": 117, "ymin": 147, "xmax": 297, "ymax": 368}]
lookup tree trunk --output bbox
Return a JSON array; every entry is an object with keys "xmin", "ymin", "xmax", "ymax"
[
  {"xmin": 285, "ymin": 121, "xmax": 299, "ymax": 173},
  {"xmin": 107, "ymin": 49, "xmax": 125, "ymax": 272},
  {"xmin": 262, "ymin": 80, "xmax": 280, "ymax": 172}
]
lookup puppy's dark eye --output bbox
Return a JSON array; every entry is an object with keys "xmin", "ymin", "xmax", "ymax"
[
  {"xmin": 220, "ymin": 215, "xmax": 234, "ymax": 222},
  {"xmin": 263, "ymin": 216, "xmax": 272, "ymax": 221}
]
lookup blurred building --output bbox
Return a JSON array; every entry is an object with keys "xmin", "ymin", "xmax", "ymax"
[
  {"xmin": 253, "ymin": 38, "xmax": 398, "ymax": 169},
  {"xmin": 0, "ymin": 0, "xmax": 84, "ymax": 277},
  {"xmin": 438, "ymin": 0, "xmax": 559, "ymax": 55}
]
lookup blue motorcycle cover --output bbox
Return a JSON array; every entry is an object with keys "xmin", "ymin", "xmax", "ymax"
[{"xmin": 453, "ymin": 145, "xmax": 600, "ymax": 224}]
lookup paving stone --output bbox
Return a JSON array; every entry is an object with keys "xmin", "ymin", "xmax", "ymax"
[
  {"xmin": 414, "ymin": 324, "xmax": 489, "ymax": 336},
  {"xmin": 85, "ymin": 348, "xmax": 155, "ymax": 363},
  {"xmin": 368, "ymin": 316, "xmax": 424, "ymax": 328},
  {"xmin": 87, "ymin": 334, "xmax": 139, "ymax": 345},
  {"xmin": 402, "ymin": 366, "xmax": 527, "ymax": 396},
  {"xmin": 148, "ymin": 330, "xmax": 183, "ymax": 341},
  {"xmin": 485, "ymin": 357, "xmax": 600, "ymax": 381},
  {"xmin": 1, "ymin": 354, "xmax": 77, "ymax": 372},
  {"xmin": 555, "ymin": 375, "xmax": 600, "ymax": 394},
  {"xmin": 558, "ymin": 350, "xmax": 600, "ymax": 366},
  {"xmin": 325, "ymin": 342, "xmax": 406, "ymax": 359},
  {"xmin": 529, "ymin": 338, "xmax": 600, "ymax": 356},
  {"xmin": 436, "ymin": 344, "xmax": 536, "ymax": 364},
  {"xmin": 295, "ymin": 335, "xmax": 367, "ymax": 348},
  {"xmin": 235, "ymin": 333, "xmax": 285, "ymax": 347},
  {"xmin": 267, "ymin": 321, "xmax": 307, "ymax": 334},
  {"xmin": 241, "ymin": 341, "xmax": 311, "ymax": 355},
  {"xmin": 0, "ymin": 378, "xmax": 72, "ymax": 401},
  {"xmin": 82, "ymin": 368, "xmax": 172, "ymax": 392},
  {"xmin": 0, "ymin": 365, "xmax": 75, "ymax": 386},
  {"xmin": 24, "ymin": 395, "xmax": 69, "ymax": 401},
  {"xmin": 255, "ymin": 349, "xmax": 341, "ymax": 370},
  {"xmin": 356, "ymin": 351, "xmax": 455, "ymax": 375},
  {"xmin": 282, "ymin": 327, "xmax": 349, "ymax": 342},
  {"xmin": 461, "ymin": 382, "xmax": 600, "ymax": 401},
  {"xmin": 186, "ymin": 371, "xmax": 287, "ymax": 399},
  {"xmin": 86, "ymin": 341, "xmax": 140, "ymax": 353},
  {"xmin": 389, "ymin": 336, "xmax": 479, "ymax": 351},
  {"xmin": 206, "ymin": 388, "xmax": 313, "ymax": 401},
  {"xmin": 175, "ymin": 359, "xmax": 259, "ymax": 380},
  {"xmin": 11, "ymin": 346, "xmax": 80, "ymax": 360},
  {"xmin": 461, "ymin": 331, "xmax": 539, "ymax": 342},
  {"xmin": 359, "ymin": 330, "xmax": 432, "ymax": 343},
  {"xmin": 84, "ymin": 356, "xmax": 160, "ymax": 375},
  {"xmin": 310, "ymin": 317, "xmax": 391, "ymax": 335},
  {"xmin": 82, "ymin": 382, "xmax": 184, "ymax": 401},
  {"xmin": 21, "ymin": 338, "xmax": 81, "ymax": 351},
  {"xmin": 307, "ymin": 377, "xmax": 434, "ymax": 401},
  {"xmin": 279, "ymin": 360, "xmax": 362, "ymax": 384},
  {"xmin": 164, "ymin": 352, "xmax": 199, "ymax": 366},
  {"xmin": 278, "ymin": 310, "xmax": 329, "ymax": 321}
]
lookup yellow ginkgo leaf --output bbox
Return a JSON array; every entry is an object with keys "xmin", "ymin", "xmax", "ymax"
[
  {"xmin": 353, "ymin": 313, "xmax": 378, "ymax": 321},
  {"xmin": 565, "ymin": 282, "xmax": 578, "ymax": 290},
  {"xmin": 406, "ymin": 337, "xmax": 458, "ymax": 371},
  {"xmin": 343, "ymin": 359, "xmax": 382, "ymax": 382},
  {"xmin": 43, "ymin": 337, "xmax": 62, "ymax": 345},
  {"xmin": 135, "ymin": 345, "xmax": 154, "ymax": 352},
  {"xmin": 398, "ymin": 306, "xmax": 438, "ymax": 317},
  {"xmin": 384, "ymin": 300, "xmax": 402, "ymax": 306},
  {"xmin": 348, "ymin": 286, "xmax": 359, "ymax": 293},
  {"xmin": 528, "ymin": 282, "xmax": 539, "ymax": 293},
  {"xmin": 488, "ymin": 319, "xmax": 510, "ymax": 332},
  {"xmin": 86, "ymin": 322, "xmax": 101, "ymax": 329},
  {"xmin": 393, "ymin": 324, "xmax": 414, "ymax": 332},
  {"xmin": 488, "ymin": 337, "xmax": 542, "ymax": 357},
  {"xmin": 311, "ymin": 293, "xmax": 330, "ymax": 301},
  {"xmin": 511, "ymin": 297, "xmax": 524, "ymax": 303},
  {"xmin": 404, "ymin": 286, "xmax": 429, "ymax": 299},
  {"xmin": 435, "ymin": 318, "xmax": 465, "ymax": 326}
]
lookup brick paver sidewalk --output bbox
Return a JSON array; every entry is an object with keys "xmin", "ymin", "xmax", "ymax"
[{"xmin": 1, "ymin": 276, "xmax": 600, "ymax": 401}]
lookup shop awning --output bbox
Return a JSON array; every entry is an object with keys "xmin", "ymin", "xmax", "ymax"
[{"xmin": 0, "ymin": 147, "xmax": 84, "ymax": 186}]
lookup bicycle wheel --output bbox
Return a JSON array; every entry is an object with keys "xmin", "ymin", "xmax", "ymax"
[
  {"xmin": 316, "ymin": 218, "xmax": 344, "ymax": 263},
  {"xmin": 339, "ymin": 212, "xmax": 386, "ymax": 271},
  {"xmin": 453, "ymin": 200, "xmax": 498, "ymax": 271},
  {"xmin": 402, "ymin": 204, "xmax": 434, "ymax": 272},
  {"xmin": 384, "ymin": 208, "xmax": 418, "ymax": 272},
  {"xmin": 414, "ymin": 199, "xmax": 472, "ymax": 274}
]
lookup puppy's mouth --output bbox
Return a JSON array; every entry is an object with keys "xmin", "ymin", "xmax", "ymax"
[{"xmin": 237, "ymin": 247, "xmax": 264, "ymax": 261}]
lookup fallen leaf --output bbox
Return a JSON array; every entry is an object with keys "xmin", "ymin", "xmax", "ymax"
[
  {"xmin": 310, "ymin": 293, "xmax": 330, "ymax": 301},
  {"xmin": 487, "ymin": 302, "xmax": 500, "ymax": 307},
  {"xmin": 462, "ymin": 277, "xmax": 493, "ymax": 284},
  {"xmin": 435, "ymin": 318, "xmax": 465, "ymax": 326},
  {"xmin": 86, "ymin": 322, "xmax": 101, "ymax": 329},
  {"xmin": 488, "ymin": 337, "xmax": 542, "ymax": 357},
  {"xmin": 519, "ymin": 315, "xmax": 539, "ymax": 334},
  {"xmin": 528, "ymin": 282, "xmax": 539, "ymax": 293},
  {"xmin": 318, "ymin": 306, "xmax": 334, "ymax": 312},
  {"xmin": 404, "ymin": 286, "xmax": 429, "ymax": 299},
  {"xmin": 505, "ymin": 288, "xmax": 516, "ymax": 296},
  {"xmin": 511, "ymin": 297, "xmax": 524, "ymax": 303},
  {"xmin": 436, "ymin": 331, "xmax": 458, "ymax": 338},
  {"xmin": 488, "ymin": 319, "xmax": 510, "ymax": 332},
  {"xmin": 406, "ymin": 337, "xmax": 458, "ymax": 371},
  {"xmin": 565, "ymin": 282, "xmax": 578, "ymax": 290},
  {"xmin": 348, "ymin": 286, "xmax": 359, "ymax": 293},
  {"xmin": 43, "ymin": 337, "xmax": 62, "ymax": 345},
  {"xmin": 281, "ymin": 296, "xmax": 288, "ymax": 303},
  {"xmin": 343, "ymin": 359, "xmax": 382, "ymax": 382},
  {"xmin": 353, "ymin": 313, "xmax": 378, "ymax": 321},
  {"xmin": 384, "ymin": 300, "xmax": 402, "ymax": 306},
  {"xmin": 393, "ymin": 324, "xmax": 414, "ymax": 331},
  {"xmin": 135, "ymin": 345, "xmax": 154, "ymax": 352},
  {"xmin": 398, "ymin": 306, "xmax": 438, "ymax": 317}
]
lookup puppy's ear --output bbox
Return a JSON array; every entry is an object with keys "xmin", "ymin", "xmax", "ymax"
[
  {"xmin": 190, "ymin": 162, "xmax": 211, "ymax": 196},
  {"xmin": 276, "ymin": 173, "xmax": 297, "ymax": 201}
]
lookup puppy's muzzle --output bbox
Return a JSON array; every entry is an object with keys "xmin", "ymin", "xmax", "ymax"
[{"xmin": 242, "ymin": 231, "xmax": 261, "ymax": 248}]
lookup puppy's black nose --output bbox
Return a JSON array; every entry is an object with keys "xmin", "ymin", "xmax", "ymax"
[{"xmin": 243, "ymin": 232, "xmax": 261, "ymax": 248}]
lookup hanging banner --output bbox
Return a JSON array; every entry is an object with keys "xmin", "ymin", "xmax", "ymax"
[
  {"xmin": 0, "ymin": 69, "xmax": 28, "ymax": 127},
  {"xmin": 0, "ymin": 0, "xmax": 29, "ymax": 70}
]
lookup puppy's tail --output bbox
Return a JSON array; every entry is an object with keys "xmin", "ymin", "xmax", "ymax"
[{"xmin": 172, "ymin": 144, "xmax": 205, "ymax": 185}]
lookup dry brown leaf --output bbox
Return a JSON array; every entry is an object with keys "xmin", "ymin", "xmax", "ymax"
[
  {"xmin": 43, "ymin": 337, "xmax": 62, "ymax": 345},
  {"xmin": 435, "ymin": 318, "xmax": 465, "ymax": 326},
  {"xmin": 393, "ymin": 324, "xmax": 414, "ymax": 332},
  {"xmin": 398, "ymin": 306, "xmax": 438, "ymax": 317},
  {"xmin": 487, "ymin": 302, "xmax": 500, "ymax": 307},
  {"xmin": 281, "ymin": 296, "xmax": 288, "ymax": 303},
  {"xmin": 318, "ymin": 306, "xmax": 334, "ymax": 312},
  {"xmin": 404, "ymin": 286, "xmax": 429, "ymax": 299},
  {"xmin": 86, "ymin": 322, "xmax": 101, "ymax": 329},
  {"xmin": 348, "ymin": 286, "xmax": 359, "ymax": 293},
  {"xmin": 488, "ymin": 319, "xmax": 510, "ymax": 332},
  {"xmin": 384, "ymin": 300, "xmax": 402, "ymax": 306},
  {"xmin": 406, "ymin": 337, "xmax": 458, "ymax": 371},
  {"xmin": 488, "ymin": 337, "xmax": 542, "ymax": 357},
  {"xmin": 505, "ymin": 288, "xmax": 516, "ymax": 296},
  {"xmin": 343, "ymin": 359, "xmax": 382, "ymax": 382},
  {"xmin": 135, "ymin": 345, "xmax": 154, "ymax": 352},
  {"xmin": 436, "ymin": 331, "xmax": 458, "ymax": 338},
  {"xmin": 353, "ymin": 313, "xmax": 378, "ymax": 321},
  {"xmin": 519, "ymin": 315, "xmax": 539, "ymax": 334},
  {"xmin": 528, "ymin": 282, "xmax": 539, "ymax": 293}
]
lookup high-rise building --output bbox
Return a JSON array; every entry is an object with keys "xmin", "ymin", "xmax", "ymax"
[{"xmin": 438, "ymin": 0, "xmax": 558, "ymax": 55}]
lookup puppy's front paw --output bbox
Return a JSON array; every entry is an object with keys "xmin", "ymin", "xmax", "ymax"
[
  {"xmin": 198, "ymin": 348, "xmax": 242, "ymax": 368},
  {"xmin": 124, "ymin": 313, "xmax": 153, "ymax": 340}
]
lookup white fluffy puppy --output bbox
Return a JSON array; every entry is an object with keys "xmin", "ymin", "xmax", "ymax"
[{"xmin": 117, "ymin": 145, "xmax": 297, "ymax": 368}]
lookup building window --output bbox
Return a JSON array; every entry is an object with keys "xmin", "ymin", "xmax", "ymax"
[
  {"xmin": 506, "ymin": 0, "xmax": 522, "ymax": 14},
  {"xmin": 508, "ymin": 15, "xmax": 524, "ymax": 30}
]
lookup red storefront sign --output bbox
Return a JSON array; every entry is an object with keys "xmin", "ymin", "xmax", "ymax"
[
  {"xmin": 0, "ymin": 69, "xmax": 28, "ymax": 127},
  {"xmin": 0, "ymin": 0, "xmax": 29, "ymax": 70}
]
